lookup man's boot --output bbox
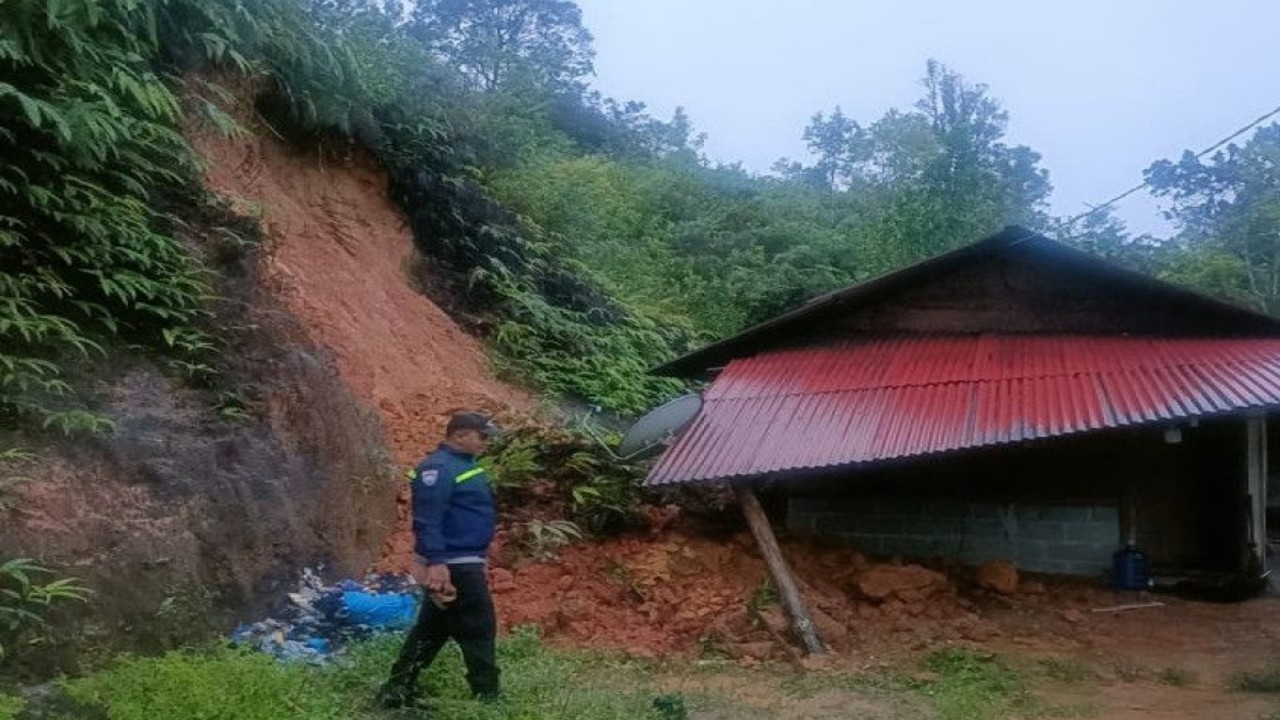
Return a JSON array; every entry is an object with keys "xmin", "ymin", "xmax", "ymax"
[{"xmin": 373, "ymin": 682, "xmax": 419, "ymax": 711}]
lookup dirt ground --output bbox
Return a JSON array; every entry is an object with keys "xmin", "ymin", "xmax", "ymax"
[
  {"xmin": 489, "ymin": 523, "xmax": 1280, "ymax": 719},
  {"xmin": 633, "ymin": 593, "xmax": 1280, "ymax": 720}
]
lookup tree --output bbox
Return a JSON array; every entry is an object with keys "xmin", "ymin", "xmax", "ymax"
[
  {"xmin": 410, "ymin": 0, "xmax": 594, "ymax": 92},
  {"xmin": 780, "ymin": 62, "xmax": 1049, "ymax": 220},
  {"xmin": 1146, "ymin": 124, "xmax": 1280, "ymax": 311},
  {"xmin": 777, "ymin": 61, "xmax": 1051, "ymax": 268},
  {"xmin": 1053, "ymin": 209, "xmax": 1167, "ymax": 276},
  {"xmin": 775, "ymin": 107, "xmax": 869, "ymax": 190},
  {"xmin": 913, "ymin": 60, "xmax": 1050, "ymax": 228}
]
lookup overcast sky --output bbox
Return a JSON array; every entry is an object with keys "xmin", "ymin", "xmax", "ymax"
[{"xmin": 574, "ymin": 0, "xmax": 1280, "ymax": 237}]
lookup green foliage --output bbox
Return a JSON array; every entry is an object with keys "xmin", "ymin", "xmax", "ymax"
[
  {"xmin": 410, "ymin": 0, "xmax": 595, "ymax": 93},
  {"xmin": 0, "ymin": 448, "xmax": 33, "ymax": 514},
  {"xmin": 488, "ymin": 60, "xmax": 1055, "ymax": 355},
  {"xmin": 483, "ymin": 433, "xmax": 545, "ymax": 488},
  {"xmin": 60, "ymin": 629, "xmax": 665, "ymax": 720},
  {"xmin": 1233, "ymin": 664, "xmax": 1280, "ymax": 693},
  {"xmin": 480, "ymin": 424, "xmax": 648, "ymax": 533},
  {"xmin": 0, "ymin": 0, "xmax": 354, "ymax": 432},
  {"xmin": 0, "ymin": 558, "xmax": 91, "ymax": 663},
  {"xmin": 153, "ymin": 582, "xmax": 220, "ymax": 647},
  {"xmin": 916, "ymin": 649, "xmax": 1030, "ymax": 720},
  {"xmin": 487, "ymin": 284, "xmax": 693, "ymax": 416},
  {"xmin": 64, "ymin": 647, "xmax": 357, "ymax": 720},
  {"xmin": 19, "ymin": 0, "xmax": 1257, "ymax": 437},
  {"xmin": 747, "ymin": 578, "xmax": 778, "ymax": 615},
  {"xmin": 1156, "ymin": 666, "xmax": 1195, "ymax": 687},
  {"xmin": 522, "ymin": 518, "xmax": 583, "ymax": 560},
  {"xmin": 1146, "ymin": 124, "xmax": 1280, "ymax": 312},
  {"xmin": 0, "ymin": 692, "xmax": 20, "ymax": 720},
  {"xmin": 270, "ymin": 8, "xmax": 1071, "ymax": 417},
  {"xmin": 1, "ymin": 0, "xmax": 208, "ymax": 428}
]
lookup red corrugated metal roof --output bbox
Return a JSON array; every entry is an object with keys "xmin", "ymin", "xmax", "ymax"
[{"xmin": 647, "ymin": 335, "xmax": 1280, "ymax": 485}]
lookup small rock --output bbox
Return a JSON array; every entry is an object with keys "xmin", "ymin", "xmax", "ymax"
[
  {"xmin": 556, "ymin": 574, "xmax": 575, "ymax": 590},
  {"xmin": 1060, "ymin": 609, "xmax": 1085, "ymax": 624},
  {"xmin": 810, "ymin": 607, "xmax": 851, "ymax": 648},
  {"xmin": 976, "ymin": 559, "xmax": 1019, "ymax": 595},
  {"xmin": 855, "ymin": 564, "xmax": 950, "ymax": 601},
  {"xmin": 490, "ymin": 568, "xmax": 516, "ymax": 593},
  {"xmin": 1021, "ymin": 580, "xmax": 1047, "ymax": 595}
]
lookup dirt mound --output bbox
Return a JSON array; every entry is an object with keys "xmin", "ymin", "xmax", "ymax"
[
  {"xmin": 854, "ymin": 564, "xmax": 951, "ymax": 602},
  {"xmin": 189, "ymin": 104, "xmax": 534, "ymax": 573},
  {"xmin": 192, "ymin": 122, "xmax": 531, "ymax": 453},
  {"xmin": 485, "ymin": 523, "xmax": 993, "ymax": 659}
]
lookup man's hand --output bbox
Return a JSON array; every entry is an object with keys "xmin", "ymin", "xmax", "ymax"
[
  {"xmin": 424, "ymin": 563, "xmax": 451, "ymax": 592},
  {"xmin": 412, "ymin": 562, "xmax": 456, "ymax": 605}
]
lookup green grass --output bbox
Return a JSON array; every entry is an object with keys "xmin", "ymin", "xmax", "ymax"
[
  {"xmin": 0, "ymin": 693, "xmax": 21, "ymax": 720},
  {"xmin": 1156, "ymin": 666, "xmax": 1195, "ymax": 688},
  {"xmin": 52, "ymin": 627, "xmax": 670, "ymax": 720},
  {"xmin": 777, "ymin": 649, "xmax": 1063, "ymax": 719},
  {"xmin": 1233, "ymin": 665, "xmax": 1280, "ymax": 694},
  {"xmin": 915, "ymin": 649, "xmax": 1033, "ymax": 720}
]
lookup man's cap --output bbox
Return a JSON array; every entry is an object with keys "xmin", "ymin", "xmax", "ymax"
[{"xmin": 446, "ymin": 411, "xmax": 501, "ymax": 437}]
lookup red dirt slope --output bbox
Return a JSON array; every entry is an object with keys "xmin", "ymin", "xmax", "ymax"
[{"xmin": 189, "ymin": 116, "xmax": 532, "ymax": 571}]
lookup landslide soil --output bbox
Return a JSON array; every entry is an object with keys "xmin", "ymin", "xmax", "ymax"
[{"xmin": 189, "ymin": 106, "xmax": 533, "ymax": 574}]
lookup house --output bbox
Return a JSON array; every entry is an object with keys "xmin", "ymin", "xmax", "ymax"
[{"xmin": 647, "ymin": 227, "xmax": 1280, "ymax": 580}]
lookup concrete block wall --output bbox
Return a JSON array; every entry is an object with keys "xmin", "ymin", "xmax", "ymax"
[{"xmin": 788, "ymin": 496, "xmax": 1120, "ymax": 576}]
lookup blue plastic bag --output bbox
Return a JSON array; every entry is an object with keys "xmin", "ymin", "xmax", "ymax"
[{"xmin": 341, "ymin": 590, "xmax": 419, "ymax": 629}]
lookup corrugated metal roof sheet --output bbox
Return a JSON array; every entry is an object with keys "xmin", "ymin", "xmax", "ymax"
[{"xmin": 646, "ymin": 335, "xmax": 1280, "ymax": 486}]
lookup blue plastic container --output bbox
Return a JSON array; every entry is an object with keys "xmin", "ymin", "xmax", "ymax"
[{"xmin": 1112, "ymin": 544, "xmax": 1150, "ymax": 590}]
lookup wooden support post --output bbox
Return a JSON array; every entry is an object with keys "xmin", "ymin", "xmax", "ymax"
[
  {"xmin": 734, "ymin": 484, "xmax": 825, "ymax": 655},
  {"xmin": 1246, "ymin": 416, "xmax": 1268, "ymax": 572}
]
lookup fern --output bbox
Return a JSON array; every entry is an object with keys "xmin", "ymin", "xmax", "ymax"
[
  {"xmin": 0, "ymin": 558, "xmax": 91, "ymax": 662},
  {"xmin": 0, "ymin": 0, "xmax": 352, "ymax": 430}
]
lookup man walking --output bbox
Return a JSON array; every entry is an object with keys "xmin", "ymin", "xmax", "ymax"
[{"xmin": 377, "ymin": 411, "xmax": 502, "ymax": 709}]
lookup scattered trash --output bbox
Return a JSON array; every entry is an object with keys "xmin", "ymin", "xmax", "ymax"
[{"xmin": 230, "ymin": 568, "xmax": 419, "ymax": 662}]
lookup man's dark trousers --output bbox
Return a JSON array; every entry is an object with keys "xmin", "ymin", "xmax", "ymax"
[{"xmin": 386, "ymin": 564, "xmax": 500, "ymax": 699}]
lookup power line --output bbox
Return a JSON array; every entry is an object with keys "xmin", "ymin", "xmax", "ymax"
[{"xmin": 1066, "ymin": 102, "xmax": 1280, "ymax": 226}]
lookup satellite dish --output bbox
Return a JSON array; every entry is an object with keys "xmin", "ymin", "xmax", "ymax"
[{"xmin": 618, "ymin": 394, "xmax": 703, "ymax": 459}]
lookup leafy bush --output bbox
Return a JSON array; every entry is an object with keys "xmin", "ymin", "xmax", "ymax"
[
  {"xmin": 482, "ymin": 425, "xmax": 649, "ymax": 534},
  {"xmin": 482, "ymin": 433, "xmax": 545, "ymax": 489},
  {"xmin": 64, "ymin": 647, "xmax": 355, "ymax": 720},
  {"xmin": 0, "ymin": 558, "xmax": 90, "ymax": 663},
  {"xmin": 0, "ymin": 692, "xmax": 20, "ymax": 720},
  {"xmin": 1, "ymin": 0, "xmax": 214, "ymax": 430},
  {"xmin": 392, "ymin": 166, "xmax": 693, "ymax": 416},
  {"xmin": 522, "ymin": 519, "xmax": 584, "ymax": 560}
]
